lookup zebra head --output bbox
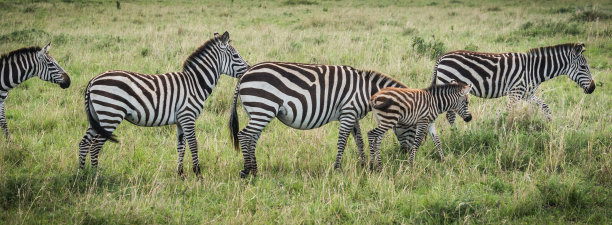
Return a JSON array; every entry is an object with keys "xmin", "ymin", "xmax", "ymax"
[
  {"xmin": 567, "ymin": 43, "xmax": 595, "ymax": 94},
  {"xmin": 36, "ymin": 42, "xmax": 71, "ymax": 89},
  {"xmin": 215, "ymin": 31, "xmax": 249, "ymax": 78},
  {"xmin": 451, "ymin": 83, "xmax": 473, "ymax": 122}
]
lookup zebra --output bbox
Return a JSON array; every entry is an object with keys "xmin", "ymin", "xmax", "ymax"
[
  {"xmin": 228, "ymin": 62, "xmax": 407, "ymax": 178},
  {"xmin": 431, "ymin": 43, "xmax": 595, "ymax": 125},
  {"xmin": 0, "ymin": 42, "xmax": 71, "ymax": 137},
  {"xmin": 78, "ymin": 31, "xmax": 249, "ymax": 179},
  {"xmin": 367, "ymin": 83, "xmax": 472, "ymax": 170}
]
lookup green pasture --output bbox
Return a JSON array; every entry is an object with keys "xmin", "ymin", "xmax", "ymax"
[{"xmin": 0, "ymin": 0, "xmax": 610, "ymax": 224}]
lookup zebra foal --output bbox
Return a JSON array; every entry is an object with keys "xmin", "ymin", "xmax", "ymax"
[
  {"xmin": 78, "ymin": 32, "xmax": 249, "ymax": 178},
  {"xmin": 367, "ymin": 83, "xmax": 472, "ymax": 170},
  {"xmin": 229, "ymin": 62, "xmax": 406, "ymax": 178},
  {"xmin": 0, "ymin": 42, "xmax": 71, "ymax": 137},
  {"xmin": 432, "ymin": 43, "xmax": 595, "ymax": 124}
]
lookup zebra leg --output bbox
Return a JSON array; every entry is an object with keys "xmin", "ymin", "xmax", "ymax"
[
  {"xmin": 394, "ymin": 126, "xmax": 415, "ymax": 154},
  {"xmin": 78, "ymin": 127, "xmax": 97, "ymax": 168},
  {"xmin": 0, "ymin": 92, "xmax": 8, "ymax": 137},
  {"xmin": 237, "ymin": 130, "xmax": 254, "ymax": 178},
  {"xmin": 446, "ymin": 111, "xmax": 457, "ymax": 126},
  {"xmin": 89, "ymin": 136, "xmax": 108, "ymax": 168},
  {"xmin": 367, "ymin": 125, "xmax": 391, "ymax": 171},
  {"xmin": 408, "ymin": 123, "xmax": 428, "ymax": 165},
  {"xmin": 179, "ymin": 119, "xmax": 201, "ymax": 179},
  {"xmin": 237, "ymin": 117, "xmax": 272, "ymax": 178},
  {"xmin": 428, "ymin": 123, "xmax": 444, "ymax": 160},
  {"xmin": 506, "ymin": 87, "xmax": 524, "ymax": 114},
  {"xmin": 527, "ymin": 95, "xmax": 552, "ymax": 121},
  {"xmin": 333, "ymin": 115, "xmax": 356, "ymax": 170},
  {"xmin": 176, "ymin": 125, "xmax": 186, "ymax": 178},
  {"xmin": 351, "ymin": 122, "xmax": 366, "ymax": 167},
  {"xmin": 248, "ymin": 133, "xmax": 261, "ymax": 176}
]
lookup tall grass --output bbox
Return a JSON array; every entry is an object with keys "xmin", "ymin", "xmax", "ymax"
[{"xmin": 0, "ymin": 0, "xmax": 610, "ymax": 223}]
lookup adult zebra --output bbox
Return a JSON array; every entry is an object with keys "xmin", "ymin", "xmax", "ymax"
[
  {"xmin": 78, "ymin": 32, "xmax": 249, "ymax": 178},
  {"xmin": 0, "ymin": 43, "xmax": 71, "ymax": 137},
  {"xmin": 431, "ymin": 43, "xmax": 595, "ymax": 125},
  {"xmin": 228, "ymin": 62, "xmax": 406, "ymax": 178}
]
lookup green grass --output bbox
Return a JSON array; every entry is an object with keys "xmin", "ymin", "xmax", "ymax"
[{"xmin": 0, "ymin": 0, "xmax": 611, "ymax": 223}]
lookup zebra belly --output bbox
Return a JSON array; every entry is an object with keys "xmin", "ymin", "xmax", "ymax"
[{"xmin": 276, "ymin": 105, "xmax": 341, "ymax": 130}]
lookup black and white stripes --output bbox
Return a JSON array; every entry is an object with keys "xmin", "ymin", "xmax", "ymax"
[
  {"xmin": 228, "ymin": 62, "xmax": 406, "ymax": 177},
  {"xmin": 77, "ymin": 32, "xmax": 249, "ymax": 178},
  {"xmin": 0, "ymin": 42, "xmax": 71, "ymax": 137},
  {"xmin": 431, "ymin": 43, "xmax": 595, "ymax": 124},
  {"xmin": 367, "ymin": 83, "xmax": 472, "ymax": 170}
]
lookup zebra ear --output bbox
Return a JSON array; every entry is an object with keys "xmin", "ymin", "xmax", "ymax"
[
  {"xmin": 461, "ymin": 84, "xmax": 472, "ymax": 96},
  {"xmin": 221, "ymin": 31, "xmax": 230, "ymax": 44},
  {"xmin": 214, "ymin": 32, "xmax": 220, "ymax": 38},
  {"xmin": 38, "ymin": 42, "xmax": 51, "ymax": 58},
  {"xmin": 575, "ymin": 43, "xmax": 585, "ymax": 54},
  {"xmin": 43, "ymin": 42, "xmax": 51, "ymax": 53}
]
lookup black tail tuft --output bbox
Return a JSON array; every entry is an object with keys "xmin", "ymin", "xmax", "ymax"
[
  {"xmin": 229, "ymin": 82, "xmax": 240, "ymax": 152},
  {"xmin": 372, "ymin": 98, "xmax": 393, "ymax": 110},
  {"xmin": 85, "ymin": 87, "xmax": 118, "ymax": 143}
]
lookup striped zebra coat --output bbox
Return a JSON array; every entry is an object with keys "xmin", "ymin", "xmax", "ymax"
[
  {"xmin": 431, "ymin": 43, "xmax": 595, "ymax": 125},
  {"xmin": 78, "ymin": 32, "xmax": 249, "ymax": 178},
  {"xmin": 368, "ymin": 83, "xmax": 472, "ymax": 170},
  {"xmin": 229, "ymin": 62, "xmax": 406, "ymax": 177},
  {"xmin": 0, "ymin": 43, "xmax": 71, "ymax": 137}
]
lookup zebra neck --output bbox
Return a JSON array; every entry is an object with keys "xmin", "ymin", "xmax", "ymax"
[
  {"xmin": 526, "ymin": 50, "xmax": 570, "ymax": 84},
  {"xmin": 428, "ymin": 89, "xmax": 455, "ymax": 114},
  {"xmin": 183, "ymin": 62, "xmax": 221, "ymax": 97},
  {"xmin": 0, "ymin": 54, "xmax": 37, "ymax": 91}
]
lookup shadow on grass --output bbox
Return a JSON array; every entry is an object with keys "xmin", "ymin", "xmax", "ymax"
[{"xmin": 0, "ymin": 167, "xmax": 123, "ymax": 211}]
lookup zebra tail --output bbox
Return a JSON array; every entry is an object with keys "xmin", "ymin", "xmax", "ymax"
[
  {"xmin": 229, "ymin": 81, "xmax": 240, "ymax": 152},
  {"xmin": 372, "ymin": 97, "xmax": 393, "ymax": 110},
  {"xmin": 85, "ymin": 85, "xmax": 119, "ymax": 143},
  {"xmin": 430, "ymin": 57, "xmax": 443, "ymax": 87}
]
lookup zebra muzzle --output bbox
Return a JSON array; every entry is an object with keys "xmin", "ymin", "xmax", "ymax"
[
  {"xmin": 463, "ymin": 115, "xmax": 472, "ymax": 122},
  {"xmin": 585, "ymin": 80, "xmax": 595, "ymax": 94},
  {"xmin": 60, "ymin": 73, "xmax": 71, "ymax": 89}
]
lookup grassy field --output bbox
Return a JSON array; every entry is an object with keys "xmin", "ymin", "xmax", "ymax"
[{"xmin": 0, "ymin": 0, "xmax": 611, "ymax": 223}]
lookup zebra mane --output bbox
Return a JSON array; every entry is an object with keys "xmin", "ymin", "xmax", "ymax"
[
  {"xmin": 527, "ymin": 43, "xmax": 581, "ymax": 55},
  {"xmin": 182, "ymin": 36, "xmax": 223, "ymax": 71},
  {"xmin": 0, "ymin": 46, "xmax": 41, "ymax": 61},
  {"xmin": 362, "ymin": 70, "xmax": 407, "ymax": 88}
]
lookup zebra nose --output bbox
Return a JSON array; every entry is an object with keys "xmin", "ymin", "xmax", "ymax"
[
  {"xmin": 463, "ymin": 115, "xmax": 472, "ymax": 122},
  {"xmin": 585, "ymin": 80, "xmax": 595, "ymax": 94},
  {"xmin": 60, "ymin": 73, "xmax": 71, "ymax": 89}
]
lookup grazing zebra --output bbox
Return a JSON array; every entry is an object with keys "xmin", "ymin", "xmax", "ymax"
[
  {"xmin": 78, "ymin": 32, "xmax": 249, "ymax": 178},
  {"xmin": 431, "ymin": 43, "xmax": 595, "ymax": 125},
  {"xmin": 0, "ymin": 43, "xmax": 71, "ymax": 137},
  {"xmin": 228, "ymin": 62, "xmax": 407, "ymax": 177},
  {"xmin": 367, "ymin": 83, "xmax": 472, "ymax": 170}
]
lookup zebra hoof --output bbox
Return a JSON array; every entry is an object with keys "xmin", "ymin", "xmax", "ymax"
[
  {"xmin": 359, "ymin": 160, "xmax": 367, "ymax": 168},
  {"xmin": 239, "ymin": 170, "xmax": 249, "ymax": 178},
  {"xmin": 333, "ymin": 165, "xmax": 343, "ymax": 172}
]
